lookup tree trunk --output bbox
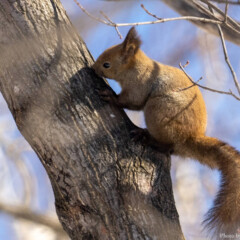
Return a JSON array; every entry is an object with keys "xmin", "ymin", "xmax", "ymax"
[{"xmin": 0, "ymin": 0, "xmax": 184, "ymax": 239}]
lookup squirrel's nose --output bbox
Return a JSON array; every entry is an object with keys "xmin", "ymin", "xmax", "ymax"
[
  {"xmin": 91, "ymin": 62, "xmax": 96, "ymax": 71},
  {"xmin": 92, "ymin": 63, "xmax": 103, "ymax": 77},
  {"xmin": 92, "ymin": 63, "xmax": 98, "ymax": 74}
]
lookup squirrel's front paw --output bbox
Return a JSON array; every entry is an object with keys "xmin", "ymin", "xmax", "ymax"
[
  {"xmin": 130, "ymin": 128, "xmax": 150, "ymax": 145},
  {"xmin": 97, "ymin": 89, "xmax": 118, "ymax": 105}
]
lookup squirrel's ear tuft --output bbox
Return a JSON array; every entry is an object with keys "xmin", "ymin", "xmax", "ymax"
[{"xmin": 122, "ymin": 27, "xmax": 142, "ymax": 59}]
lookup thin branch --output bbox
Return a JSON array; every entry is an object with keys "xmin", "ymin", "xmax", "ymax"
[
  {"xmin": 217, "ymin": 24, "xmax": 240, "ymax": 95},
  {"xmin": 7, "ymin": 141, "xmax": 36, "ymax": 206},
  {"xmin": 224, "ymin": 0, "xmax": 229, "ymax": 22},
  {"xmin": 72, "ymin": 0, "xmax": 109, "ymax": 26},
  {"xmin": 112, "ymin": 16, "xmax": 223, "ymax": 27},
  {"xmin": 206, "ymin": 2, "xmax": 240, "ymax": 96},
  {"xmin": 209, "ymin": 0, "xmax": 240, "ymax": 4},
  {"xmin": 178, "ymin": 76, "xmax": 203, "ymax": 91},
  {"xmin": 179, "ymin": 63, "xmax": 240, "ymax": 101},
  {"xmin": 194, "ymin": 0, "xmax": 240, "ymax": 38},
  {"xmin": 0, "ymin": 202, "xmax": 67, "ymax": 235},
  {"xmin": 75, "ymin": 0, "xmax": 240, "ymax": 100},
  {"xmin": 73, "ymin": 0, "xmax": 223, "ymax": 28},
  {"xmin": 199, "ymin": 0, "xmax": 240, "ymax": 31},
  {"xmin": 100, "ymin": 11, "xmax": 123, "ymax": 39},
  {"xmin": 141, "ymin": 4, "xmax": 162, "ymax": 20},
  {"xmin": 73, "ymin": 0, "xmax": 240, "ymax": 44}
]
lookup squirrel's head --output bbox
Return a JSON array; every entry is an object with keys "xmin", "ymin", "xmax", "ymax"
[{"xmin": 92, "ymin": 27, "xmax": 142, "ymax": 80}]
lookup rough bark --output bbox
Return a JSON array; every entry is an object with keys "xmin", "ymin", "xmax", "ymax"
[{"xmin": 0, "ymin": 0, "xmax": 184, "ymax": 239}]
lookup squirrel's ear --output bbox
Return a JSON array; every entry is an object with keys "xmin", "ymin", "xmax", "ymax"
[{"xmin": 122, "ymin": 27, "xmax": 142, "ymax": 59}]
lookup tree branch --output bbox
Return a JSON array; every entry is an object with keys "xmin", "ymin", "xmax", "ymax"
[
  {"xmin": 73, "ymin": 0, "xmax": 226, "ymax": 38},
  {"xmin": 179, "ymin": 63, "xmax": 240, "ymax": 101},
  {"xmin": 74, "ymin": 0, "xmax": 240, "ymax": 45},
  {"xmin": 217, "ymin": 24, "xmax": 240, "ymax": 95},
  {"xmin": 204, "ymin": 3, "xmax": 240, "ymax": 96},
  {"xmin": 0, "ymin": 202, "xmax": 66, "ymax": 235},
  {"xmin": 162, "ymin": 0, "xmax": 240, "ymax": 45},
  {"xmin": 210, "ymin": 0, "xmax": 240, "ymax": 4}
]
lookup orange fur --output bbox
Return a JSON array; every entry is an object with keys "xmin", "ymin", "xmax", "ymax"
[{"xmin": 92, "ymin": 27, "xmax": 240, "ymax": 238}]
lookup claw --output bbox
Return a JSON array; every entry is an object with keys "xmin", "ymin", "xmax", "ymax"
[
  {"xmin": 130, "ymin": 128, "xmax": 150, "ymax": 145},
  {"xmin": 98, "ymin": 89, "xmax": 118, "ymax": 104}
]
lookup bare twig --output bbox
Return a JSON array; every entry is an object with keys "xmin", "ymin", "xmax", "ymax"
[
  {"xmin": 224, "ymin": 1, "xmax": 229, "ymax": 22},
  {"xmin": 209, "ymin": 0, "xmax": 240, "ymax": 4},
  {"xmin": 178, "ymin": 76, "xmax": 203, "ymax": 91},
  {"xmin": 72, "ymin": 0, "xmax": 109, "ymax": 25},
  {"xmin": 73, "ymin": 0, "xmax": 240, "ymax": 44},
  {"xmin": 199, "ymin": 0, "xmax": 240, "ymax": 31},
  {"xmin": 73, "ymin": 0, "xmax": 223, "ymax": 28},
  {"xmin": 100, "ymin": 11, "xmax": 123, "ymax": 38},
  {"xmin": 198, "ymin": 1, "xmax": 240, "ymax": 98},
  {"xmin": 141, "ymin": 4, "xmax": 162, "ymax": 20},
  {"xmin": 7, "ymin": 141, "xmax": 36, "ymax": 206},
  {"xmin": 75, "ymin": 0, "xmax": 240, "ymax": 100},
  {"xmin": 0, "ymin": 202, "xmax": 66, "ymax": 235},
  {"xmin": 183, "ymin": 60, "xmax": 190, "ymax": 68},
  {"xmin": 179, "ymin": 63, "xmax": 240, "ymax": 101},
  {"xmin": 206, "ymin": 2, "xmax": 240, "ymax": 96},
  {"xmin": 194, "ymin": 0, "xmax": 240, "ymax": 39},
  {"xmin": 217, "ymin": 24, "xmax": 240, "ymax": 95}
]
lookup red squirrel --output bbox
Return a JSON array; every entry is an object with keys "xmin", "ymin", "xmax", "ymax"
[{"xmin": 92, "ymin": 27, "xmax": 240, "ymax": 238}]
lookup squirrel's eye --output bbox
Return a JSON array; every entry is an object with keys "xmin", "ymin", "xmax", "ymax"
[{"xmin": 103, "ymin": 62, "xmax": 110, "ymax": 68}]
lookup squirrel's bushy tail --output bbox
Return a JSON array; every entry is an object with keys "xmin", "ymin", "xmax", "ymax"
[{"xmin": 179, "ymin": 136, "xmax": 240, "ymax": 238}]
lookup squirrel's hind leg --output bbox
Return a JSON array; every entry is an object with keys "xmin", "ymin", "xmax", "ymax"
[{"xmin": 130, "ymin": 128, "xmax": 174, "ymax": 154}]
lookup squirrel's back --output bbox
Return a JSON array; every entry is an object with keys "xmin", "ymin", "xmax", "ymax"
[{"xmin": 144, "ymin": 62, "xmax": 207, "ymax": 147}]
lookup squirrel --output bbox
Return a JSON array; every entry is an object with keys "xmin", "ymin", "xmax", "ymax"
[{"xmin": 92, "ymin": 27, "xmax": 240, "ymax": 238}]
